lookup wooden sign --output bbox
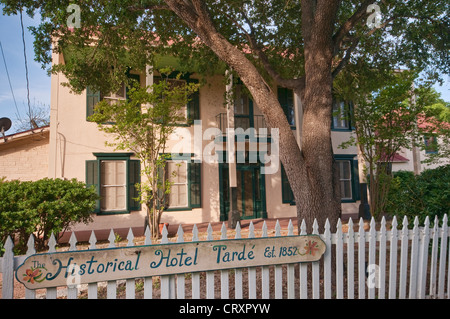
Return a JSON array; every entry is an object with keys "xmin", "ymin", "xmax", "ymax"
[{"xmin": 16, "ymin": 235, "xmax": 326, "ymax": 290}]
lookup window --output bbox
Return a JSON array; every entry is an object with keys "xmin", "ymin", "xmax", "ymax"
[
  {"xmin": 163, "ymin": 157, "xmax": 201, "ymax": 210},
  {"xmin": 153, "ymin": 74, "xmax": 200, "ymax": 125},
  {"xmin": 280, "ymin": 156, "xmax": 360, "ymax": 204},
  {"xmin": 336, "ymin": 160, "xmax": 352, "ymax": 200},
  {"xmin": 100, "ymin": 160, "xmax": 127, "ymax": 211},
  {"xmin": 424, "ymin": 135, "xmax": 438, "ymax": 154},
  {"xmin": 86, "ymin": 153, "xmax": 140, "ymax": 214},
  {"xmin": 281, "ymin": 164, "xmax": 295, "ymax": 205},
  {"xmin": 86, "ymin": 73, "xmax": 141, "ymax": 120},
  {"xmin": 167, "ymin": 161, "xmax": 188, "ymax": 208},
  {"xmin": 332, "ymin": 100, "xmax": 352, "ymax": 130},
  {"xmin": 278, "ymin": 87, "xmax": 295, "ymax": 129},
  {"xmin": 234, "ymin": 84, "xmax": 252, "ymax": 131},
  {"xmin": 334, "ymin": 155, "xmax": 360, "ymax": 202}
]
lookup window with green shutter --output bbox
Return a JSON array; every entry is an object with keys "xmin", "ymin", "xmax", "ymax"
[
  {"xmin": 86, "ymin": 153, "xmax": 141, "ymax": 214},
  {"xmin": 86, "ymin": 73, "xmax": 141, "ymax": 121},
  {"xmin": 334, "ymin": 154, "xmax": 360, "ymax": 202},
  {"xmin": 189, "ymin": 162, "xmax": 201, "ymax": 208},
  {"xmin": 86, "ymin": 86, "xmax": 101, "ymax": 119},
  {"xmin": 281, "ymin": 164, "xmax": 295, "ymax": 205},
  {"xmin": 163, "ymin": 156, "xmax": 202, "ymax": 211},
  {"xmin": 277, "ymin": 87, "xmax": 295, "ymax": 129},
  {"xmin": 154, "ymin": 73, "xmax": 200, "ymax": 126}
]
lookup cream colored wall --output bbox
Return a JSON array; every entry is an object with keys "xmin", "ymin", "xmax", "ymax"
[
  {"xmin": 0, "ymin": 130, "xmax": 49, "ymax": 181},
  {"xmin": 49, "ymin": 52, "xmax": 147, "ymax": 231},
  {"xmin": 392, "ymin": 145, "xmax": 450, "ymax": 173}
]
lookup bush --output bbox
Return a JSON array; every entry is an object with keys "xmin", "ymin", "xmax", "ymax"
[
  {"xmin": 0, "ymin": 178, "xmax": 98, "ymax": 255},
  {"xmin": 385, "ymin": 165, "xmax": 450, "ymax": 227}
]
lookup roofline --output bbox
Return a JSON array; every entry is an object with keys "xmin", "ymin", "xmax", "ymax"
[{"xmin": 0, "ymin": 125, "xmax": 50, "ymax": 145}]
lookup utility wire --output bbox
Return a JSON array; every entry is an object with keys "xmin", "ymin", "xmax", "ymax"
[
  {"xmin": 19, "ymin": 5, "xmax": 32, "ymax": 127},
  {"xmin": 0, "ymin": 40, "xmax": 21, "ymax": 121}
]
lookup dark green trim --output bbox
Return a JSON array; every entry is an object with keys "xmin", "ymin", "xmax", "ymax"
[
  {"xmin": 218, "ymin": 161, "xmax": 267, "ymax": 221},
  {"xmin": 86, "ymin": 73, "xmax": 141, "ymax": 122},
  {"xmin": 86, "ymin": 86, "xmax": 101, "ymax": 121},
  {"xmin": 86, "ymin": 153, "xmax": 141, "ymax": 215},
  {"xmin": 277, "ymin": 87, "xmax": 296, "ymax": 130},
  {"xmin": 153, "ymin": 74, "xmax": 200, "ymax": 126},
  {"xmin": 281, "ymin": 164, "xmax": 295, "ymax": 205},
  {"xmin": 331, "ymin": 100, "xmax": 354, "ymax": 131}
]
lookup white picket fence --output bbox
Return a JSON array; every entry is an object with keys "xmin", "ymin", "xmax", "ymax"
[{"xmin": 1, "ymin": 214, "xmax": 449, "ymax": 299}]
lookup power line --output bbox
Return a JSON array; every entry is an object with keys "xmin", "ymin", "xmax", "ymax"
[
  {"xmin": 19, "ymin": 6, "xmax": 32, "ymax": 126},
  {"xmin": 0, "ymin": 40, "xmax": 21, "ymax": 121}
]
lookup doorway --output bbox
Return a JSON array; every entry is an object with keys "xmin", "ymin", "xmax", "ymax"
[{"xmin": 219, "ymin": 163, "xmax": 267, "ymax": 221}]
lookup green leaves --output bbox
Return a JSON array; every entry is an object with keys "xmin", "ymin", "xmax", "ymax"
[
  {"xmin": 386, "ymin": 165, "xmax": 450, "ymax": 227},
  {"xmin": 0, "ymin": 178, "xmax": 98, "ymax": 254}
]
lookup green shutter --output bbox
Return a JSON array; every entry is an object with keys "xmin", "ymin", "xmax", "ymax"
[
  {"xmin": 189, "ymin": 162, "xmax": 201, "ymax": 208},
  {"xmin": 86, "ymin": 160, "xmax": 100, "ymax": 213},
  {"xmin": 281, "ymin": 164, "xmax": 295, "ymax": 204},
  {"xmin": 187, "ymin": 79, "xmax": 200, "ymax": 123},
  {"xmin": 86, "ymin": 86, "xmax": 101, "ymax": 120},
  {"xmin": 156, "ymin": 164, "xmax": 165, "ymax": 210},
  {"xmin": 128, "ymin": 160, "xmax": 141, "ymax": 211},
  {"xmin": 353, "ymin": 159, "xmax": 360, "ymax": 201},
  {"xmin": 277, "ymin": 87, "xmax": 295, "ymax": 127}
]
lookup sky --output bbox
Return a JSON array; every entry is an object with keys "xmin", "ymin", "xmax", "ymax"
[
  {"xmin": 0, "ymin": 10, "xmax": 51, "ymax": 134},
  {"xmin": 0, "ymin": 7, "xmax": 449, "ymax": 135}
]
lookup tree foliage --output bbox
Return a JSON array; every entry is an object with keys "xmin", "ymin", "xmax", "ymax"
[
  {"xmin": 336, "ymin": 69, "xmax": 450, "ymax": 219},
  {"xmin": 386, "ymin": 165, "xmax": 450, "ymax": 227},
  {"xmin": 0, "ymin": 178, "xmax": 98, "ymax": 254},
  {"xmin": 2, "ymin": 0, "xmax": 448, "ymax": 229}
]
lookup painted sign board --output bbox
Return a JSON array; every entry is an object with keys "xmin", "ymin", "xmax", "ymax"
[{"xmin": 16, "ymin": 235, "xmax": 326, "ymax": 290}]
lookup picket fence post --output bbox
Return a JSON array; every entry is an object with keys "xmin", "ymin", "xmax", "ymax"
[
  {"xmin": 88, "ymin": 231, "xmax": 98, "ymax": 299},
  {"xmin": 2, "ymin": 236, "xmax": 14, "ymax": 299},
  {"xmin": 25, "ymin": 235, "xmax": 36, "ymax": 300},
  {"xmin": 46, "ymin": 233, "xmax": 58, "ymax": 299}
]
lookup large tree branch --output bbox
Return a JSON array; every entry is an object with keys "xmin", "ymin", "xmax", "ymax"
[
  {"xmin": 332, "ymin": 15, "xmax": 397, "ymax": 78},
  {"xmin": 332, "ymin": 0, "xmax": 376, "ymax": 56}
]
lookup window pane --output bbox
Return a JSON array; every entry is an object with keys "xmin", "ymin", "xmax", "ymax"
[
  {"xmin": 167, "ymin": 161, "xmax": 188, "ymax": 207},
  {"xmin": 101, "ymin": 160, "xmax": 126, "ymax": 211},
  {"xmin": 337, "ymin": 160, "xmax": 353, "ymax": 200},
  {"xmin": 333, "ymin": 101, "xmax": 349, "ymax": 129},
  {"xmin": 340, "ymin": 180, "xmax": 352, "ymax": 199},
  {"xmin": 234, "ymin": 85, "xmax": 249, "ymax": 115}
]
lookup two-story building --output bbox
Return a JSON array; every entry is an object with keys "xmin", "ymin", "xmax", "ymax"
[{"xmin": 48, "ymin": 50, "xmax": 363, "ymax": 232}]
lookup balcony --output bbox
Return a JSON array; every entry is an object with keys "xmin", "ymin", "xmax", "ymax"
[{"xmin": 215, "ymin": 113, "xmax": 269, "ymax": 137}]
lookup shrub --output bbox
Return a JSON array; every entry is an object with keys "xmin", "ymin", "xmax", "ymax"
[
  {"xmin": 0, "ymin": 178, "xmax": 98, "ymax": 255},
  {"xmin": 385, "ymin": 165, "xmax": 450, "ymax": 227}
]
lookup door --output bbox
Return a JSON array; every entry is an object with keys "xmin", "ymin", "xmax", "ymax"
[{"xmin": 219, "ymin": 163, "xmax": 266, "ymax": 221}]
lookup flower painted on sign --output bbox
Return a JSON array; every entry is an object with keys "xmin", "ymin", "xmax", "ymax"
[
  {"xmin": 23, "ymin": 267, "xmax": 45, "ymax": 284},
  {"xmin": 303, "ymin": 240, "xmax": 319, "ymax": 256}
]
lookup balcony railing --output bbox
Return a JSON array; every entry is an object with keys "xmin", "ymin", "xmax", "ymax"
[{"xmin": 215, "ymin": 113, "xmax": 269, "ymax": 137}]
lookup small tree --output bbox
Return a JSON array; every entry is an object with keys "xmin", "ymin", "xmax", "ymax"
[
  {"xmin": 337, "ymin": 70, "xmax": 450, "ymax": 219},
  {"xmin": 89, "ymin": 70, "xmax": 199, "ymax": 239}
]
